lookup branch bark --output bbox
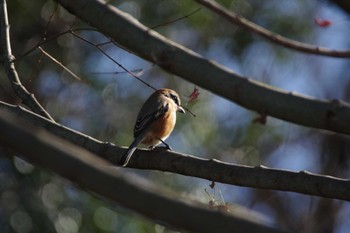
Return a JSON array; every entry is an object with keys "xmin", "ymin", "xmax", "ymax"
[
  {"xmin": 56, "ymin": 0, "xmax": 350, "ymax": 135},
  {"xmin": 1, "ymin": 101, "xmax": 350, "ymax": 202},
  {"xmin": 0, "ymin": 110, "xmax": 288, "ymax": 233},
  {"xmin": 0, "ymin": 0, "xmax": 54, "ymax": 121}
]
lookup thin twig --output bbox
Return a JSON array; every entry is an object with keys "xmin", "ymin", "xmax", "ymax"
[
  {"xmin": 16, "ymin": 28, "xmax": 104, "ymax": 62},
  {"xmin": 90, "ymin": 68, "xmax": 143, "ymax": 75},
  {"xmin": 38, "ymin": 46, "xmax": 81, "ymax": 81},
  {"xmin": 15, "ymin": 30, "xmax": 70, "ymax": 62},
  {"xmin": 150, "ymin": 8, "xmax": 202, "ymax": 30},
  {"xmin": 0, "ymin": 0, "xmax": 55, "ymax": 121},
  {"xmin": 40, "ymin": 3, "xmax": 59, "ymax": 43},
  {"xmin": 194, "ymin": 0, "xmax": 350, "ymax": 58},
  {"xmin": 71, "ymin": 30, "xmax": 157, "ymax": 91}
]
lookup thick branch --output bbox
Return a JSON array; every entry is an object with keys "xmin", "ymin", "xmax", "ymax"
[
  {"xmin": 330, "ymin": 0, "xmax": 350, "ymax": 15},
  {"xmin": 0, "ymin": 110, "xmax": 287, "ymax": 233},
  {"xmin": 0, "ymin": 0, "xmax": 54, "ymax": 121},
  {"xmin": 195, "ymin": 0, "xmax": 350, "ymax": 58},
  {"xmin": 1, "ymin": 101, "xmax": 350, "ymax": 201},
  {"xmin": 56, "ymin": 0, "xmax": 350, "ymax": 135}
]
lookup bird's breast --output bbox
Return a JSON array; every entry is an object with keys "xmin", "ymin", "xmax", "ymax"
[{"xmin": 141, "ymin": 111, "xmax": 176, "ymax": 146}]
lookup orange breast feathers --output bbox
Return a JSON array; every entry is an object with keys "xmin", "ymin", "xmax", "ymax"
[{"xmin": 141, "ymin": 110, "xmax": 177, "ymax": 146}]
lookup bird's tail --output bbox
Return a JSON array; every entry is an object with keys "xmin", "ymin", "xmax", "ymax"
[{"xmin": 118, "ymin": 136, "xmax": 143, "ymax": 167}]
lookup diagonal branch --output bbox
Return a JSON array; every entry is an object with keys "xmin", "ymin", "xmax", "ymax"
[
  {"xmin": 70, "ymin": 30, "xmax": 157, "ymax": 91},
  {"xmin": 1, "ymin": 101, "xmax": 350, "ymax": 202},
  {"xmin": 56, "ymin": 0, "xmax": 350, "ymax": 135},
  {"xmin": 0, "ymin": 110, "xmax": 288, "ymax": 233},
  {"xmin": 38, "ymin": 46, "xmax": 81, "ymax": 81},
  {"xmin": 0, "ymin": 0, "xmax": 54, "ymax": 121},
  {"xmin": 195, "ymin": 0, "xmax": 350, "ymax": 58}
]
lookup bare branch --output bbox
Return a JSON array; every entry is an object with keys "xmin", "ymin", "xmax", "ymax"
[
  {"xmin": 0, "ymin": 0, "xmax": 55, "ymax": 121},
  {"xmin": 38, "ymin": 46, "xmax": 81, "ymax": 81},
  {"xmin": 0, "ymin": 110, "xmax": 288, "ymax": 233},
  {"xmin": 56, "ymin": 0, "xmax": 350, "ymax": 135},
  {"xmin": 70, "ymin": 31, "xmax": 157, "ymax": 91},
  {"xmin": 1, "ymin": 101, "xmax": 350, "ymax": 202},
  {"xmin": 15, "ymin": 30, "xmax": 70, "ymax": 62},
  {"xmin": 41, "ymin": 3, "xmax": 59, "ymax": 41},
  {"xmin": 195, "ymin": 0, "xmax": 350, "ymax": 58},
  {"xmin": 150, "ymin": 7, "xmax": 202, "ymax": 30}
]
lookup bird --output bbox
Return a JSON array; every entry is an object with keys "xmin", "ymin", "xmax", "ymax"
[{"xmin": 118, "ymin": 88, "xmax": 185, "ymax": 167}]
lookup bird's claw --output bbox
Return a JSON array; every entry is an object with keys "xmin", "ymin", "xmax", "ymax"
[{"xmin": 149, "ymin": 145, "xmax": 172, "ymax": 151}]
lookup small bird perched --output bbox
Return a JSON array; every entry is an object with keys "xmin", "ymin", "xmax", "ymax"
[{"xmin": 118, "ymin": 88, "xmax": 185, "ymax": 167}]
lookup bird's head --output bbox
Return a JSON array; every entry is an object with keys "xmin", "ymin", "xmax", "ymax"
[{"xmin": 161, "ymin": 88, "xmax": 185, "ymax": 113}]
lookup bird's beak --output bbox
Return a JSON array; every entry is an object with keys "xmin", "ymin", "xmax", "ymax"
[{"xmin": 177, "ymin": 106, "xmax": 185, "ymax": 113}]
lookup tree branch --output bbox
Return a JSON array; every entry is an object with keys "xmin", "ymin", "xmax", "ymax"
[
  {"xmin": 330, "ymin": 0, "xmax": 350, "ymax": 15},
  {"xmin": 194, "ymin": 0, "xmax": 350, "ymax": 58},
  {"xmin": 1, "ymin": 101, "xmax": 350, "ymax": 202},
  {"xmin": 0, "ymin": 0, "xmax": 54, "ymax": 121},
  {"xmin": 56, "ymin": 0, "xmax": 350, "ymax": 135},
  {"xmin": 0, "ymin": 110, "xmax": 288, "ymax": 233},
  {"xmin": 38, "ymin": 46, "xmax": 81, "ymax": 81}
]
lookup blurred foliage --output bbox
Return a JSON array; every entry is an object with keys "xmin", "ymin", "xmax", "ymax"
[{"xmin": 1, "ymin": 0, "xmax": 350, "ymax": 232}]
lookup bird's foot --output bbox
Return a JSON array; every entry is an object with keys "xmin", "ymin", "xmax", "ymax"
[
  {"xmin": 149, "ymin": 145, "xmax": 173, "ymax": 151},
  {"xmin": 158, "ymin": 138, "xmax": 172, "ymax": 151}
]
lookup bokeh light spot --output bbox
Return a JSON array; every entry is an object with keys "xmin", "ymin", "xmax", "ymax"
[
  {"xmin": 93, "ymin": 206, "xmax": 118, "ymax": 231},
  {"xmin": 10, "ymin": 211, "xmax": 32, "ymax": 233}
]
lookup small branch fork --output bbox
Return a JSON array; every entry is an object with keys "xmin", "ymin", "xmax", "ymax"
[{"xmin": 0, "ymin": 0, "xmax": 54, "ymax": 121}]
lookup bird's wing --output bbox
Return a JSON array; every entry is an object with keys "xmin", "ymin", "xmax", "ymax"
[{"xmin": 133, "ymin": 100, "xmax": 169, "ymax": 138}]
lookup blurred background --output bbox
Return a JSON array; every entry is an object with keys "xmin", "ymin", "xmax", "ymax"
[{"xmin": 1, "ymin": 0, "xmax": 350, "ymax": 232}]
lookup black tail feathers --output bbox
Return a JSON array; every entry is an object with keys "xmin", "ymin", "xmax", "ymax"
[
  {"xmin": 118, "ymin": 136, "xmax": 143, "ymax": 167},
  {"xmin": 118, "ymin": 147, "xmax": 137, "ymax": 167}
]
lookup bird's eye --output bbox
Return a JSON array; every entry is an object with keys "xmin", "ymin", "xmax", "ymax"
[{"xmin": 170, "ymin": 94, "xmax": 179, "ymax": 105}]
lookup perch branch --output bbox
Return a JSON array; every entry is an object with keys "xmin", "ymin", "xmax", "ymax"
[
  {"xmin": 1, "ymin": 101, "xmax": 350, "ymax": 202},
  {"xmin": 0, "ymin": 110, "xmax": 288, "ymax": 233}
]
